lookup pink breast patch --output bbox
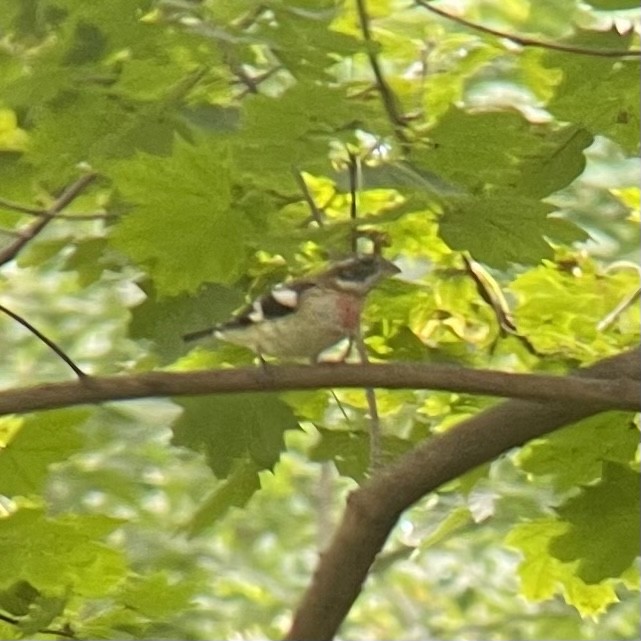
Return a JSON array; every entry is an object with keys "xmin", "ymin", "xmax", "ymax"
[{"xmin": 337, "ymin": 296, "xmax": 362, "ymax": 331}]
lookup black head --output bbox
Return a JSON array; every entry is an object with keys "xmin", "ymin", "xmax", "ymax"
[{"xmin": 330, "ymin": 254, "xmax": 400, "ymax": 293}]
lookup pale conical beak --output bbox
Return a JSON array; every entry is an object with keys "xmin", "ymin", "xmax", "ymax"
[{"xmin": 380, "ymin": 258, "xmax": 401, "ymax": 276}]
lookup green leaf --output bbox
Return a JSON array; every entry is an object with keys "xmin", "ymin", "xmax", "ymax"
[
  {"xmin": 310, "ymin": 428, "xmax": 412, "ymax": 481},
  {"xmin": 549, "ymin": 462, "xmax": 640, "ymax": 584},
  {"xmin": 516, "ymin": 126, "xmax": 593, "ymax": 199},
  {"xmin": 505, "ymin": 518, "xmax": 620, "ymax": 617},
  {"xmin": 582, "ymin": 0, "xmax": 640, "ymax": 9},
  {"xmin": 0, "ymin": 580, "xmax": 40, "ymax": 617},
  {"xmin": 413, "ymin": 109, "xmax": 549, "ymax": 191},
  {"xmin": 419, "ymin": 506, "xmax": 473, "ymax": 549},
  {"xmin": 122, "ymin": 572, "xmax": 196, "ymax": 618},
  {"xmin": 517, "ymin": 412, "xmax": 639, "ymax": 490},
  {"xmin": 0, "ymin": 507, "xmax": 126, "ymax": 597},
  {"xmin": 0, "ymin": 409, "xmax": 88, "ymax": 497},
  {"xmin": 187, "ymin": 459, "xmax": 261, "ymax": 535},
  {"xmin": 128, "ymin": 281, "xmax": 245, "ymax": 363},
  {"xmin": 172, "ymin": 394, "xmax": 299, "ymax": 477},
  {"xmin": 544, "ymin": 29, "xmax": 640, "ymax": 153},
  {"xmin": 15, "ymin": 592, "xmax": 66, "ymax": 636},
  {"xmin": 110, "ymin": 137, "xmax": 249, "ymax": 295},
  {"xmin": 439, "ymin": 194, "xmax": 585, "ymax": 267}
]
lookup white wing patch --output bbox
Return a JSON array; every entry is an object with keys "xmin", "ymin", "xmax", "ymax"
[
  {"xmin": 271, "ymin": 287, "xmax": 299, "ymax": 308},
  {"xmin": 247, "ymin": 300, "xmax": 264, "ymax": 322}
]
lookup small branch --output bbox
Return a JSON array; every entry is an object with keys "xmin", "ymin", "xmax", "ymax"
[
  {"xmin": 347, "ymin": 152, "xmax": 359, "ymax": 253},
  {"xmin": 0, "ymin": 198, "xmax": 109, "ymax": 219},
  {"xmin": 0, "ymin": 304, "xmax": 86, "ymax": 379},
  {"xmin": 0, "ymin": 613, "xmax": 77, "ymax": 639},
  {"xmin": 0, "ymin": 228, "xmax": 25, "ymax": 238},
  {"xmin": 415, "ymin": 0, "xmax": 641, "ymax": 59},
  {"xmin": 284, "ymin": 348, "xmax": 640, "ymax": 640},
  {"xmin": 0, "ymin": 173, "xmax": 97, "ymax": 268},
  {"xmin": 231, "ymin": 3, "xmax": 268, "ymax": 31},
  {"xmin": 292, "ymin": 169, "xmax": 325, "ymax": 227},
  {"xmin": 0, "ymin": 196, "xmax": 44, "ymax": 215},
  {"xmin": 598, "ymin": 287, "xmax": 641, "ymax": 331},
  {"xmin": 354, "ymin": 334, "xmax": 383, "ymax": 471},
  {"xmin": 0, "ymin": 357, "xmax": 639, "ymax": 417},
  {"xmin": 354, "ymin": 0, "xmax": 409, "ymax": 141},
  {"xmin": 234, "ymin": 65, "xmax": 283, "ymax": 99}
]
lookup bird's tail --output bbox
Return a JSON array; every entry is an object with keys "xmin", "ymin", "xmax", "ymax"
[{"xmin": 182, "ymin": 327, "xmax": 215, "ymax": 342}]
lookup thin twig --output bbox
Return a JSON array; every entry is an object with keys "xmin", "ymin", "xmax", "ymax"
[
  {"xmin": 346, "ymin": 151, "xmax": 381, "ymax": 469},
  {"xmin": 234, "ymin": 65, "xmax": 283, "ymax": 99},
  {"xmin": 354, "ymin": 0, "xmax": 409, "ymax": 141},
  {"xmin": 231, "ymin": 3, "xmax": 268, "ymax": 30},
  {"xmin": 0, "ymin": 304, "xmax": 87, "ymax": 379},
  {"xmin": 292, "ymin": 168, "xmax": 325, "ymax": 226},
  {"xmin": 4, "ymin": 207, "xmax": 115, "ymax": 221},
  {"xmin": 597, "ymin": 286, "xmax": 641, "ymax": 331},
  {"xmin": 347, "ymin": 152, "xmax": 359, "ymax": 253},
  {"xmin": 353, "ymin": 331, "xmax": 384, "ymax": 472},
  {"xmin": 0, "ymin": 612, "xmax": 77, "ymax": 639},
  {"xmin": 0, "ymin": 173, "xmax": 97, "ymax": 268},
  {"xmin": 416, "ymin": 0, "xmax": 641, "ymax": 59},
  {"xmin": 0, "ymin": 196, "xmax": 44, "ymax": 215},
  {"xmin": 0, "ymin": 228, "xmax": 24, "ymax": 238}
]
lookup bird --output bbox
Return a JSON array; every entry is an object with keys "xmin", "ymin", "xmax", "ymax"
[{"xmin": 183, "ymin": 254, "xmax": 400, "ymax": 361}]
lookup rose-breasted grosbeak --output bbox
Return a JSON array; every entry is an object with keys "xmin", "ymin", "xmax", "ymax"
[{"xmin": 183, "ymin": 254, "xmax": 400, "ymax": 360}]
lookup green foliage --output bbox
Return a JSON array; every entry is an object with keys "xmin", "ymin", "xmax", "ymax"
[
  {"xmin": 172, "ymin": 394, "xmax": 299, "ymax": 478},
  {"xmin": 0, "ymin": 410, "xmax": 88, "ymax": 496},
  {"xmin": 0, "ymin": 0, "xmax": 639, "ymax": 638},
  {"xmin": 550, "ymin": 462, "xmax": 640, "ymax": 584},
  {"xmin": 0, "ymin": 506, "xmax": 126, "ymax": 596},
  {"xmin": 109, "ymin": 139, "xmax": 246, "ymax": 296}
]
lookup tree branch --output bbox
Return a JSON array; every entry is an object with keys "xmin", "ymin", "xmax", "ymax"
[
  {"xmin": 598, "ymin": 286, "xmax": 641, "ymax": 331},
  {"xmin": 0, "ymin": 304, "xmax": 86, "ymax": 379},
  {"xmin": 0, "ymin": 612, "xmax": 77, "ymax": 639},
  {"xmin": 416, "ymin": 0, "xmax": 641, "ymax": 59},
  {"xmin": 0, "ymin": 356, "xmax": 639, "ymax": 416},
  {"xmin": 0, "ymin": 172, "xmax": 97, "ymax": 267},
  {"xmin": 0, "ymin": 196, "xmax": 44, "ymax": 215},
  {"xmin": 292, "ymin": 168, "xmax": 325, "ymax": 227},
  {"xmin": 0, "ymin": 196, "xmax": 112, "ymax": 221},
  {"xmin": 354, "ymin": 0, "xmax": 409, "ymax": 141},
  {"xmin": 284, "ymin": 348, "xmax": 640, "ymax": 640}
]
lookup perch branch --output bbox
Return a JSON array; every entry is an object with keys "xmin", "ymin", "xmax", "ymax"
[{"xmin": 0, "ymin": 356, "xmax": 639, "ymax": 417}]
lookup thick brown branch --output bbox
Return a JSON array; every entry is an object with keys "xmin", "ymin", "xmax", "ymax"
[
  {"xmin": 0, "ymin": 357, "xmax": 639, "ymax": 416},
  {"xmin": 416, "ymin": 0, "xmax": 641, "ymax": 59},
  {"xmin": 284, "ymin": 348, "xmax": 640, "ymax": 640},
  {"xmin": 0, "ymin": 172, "xmax": 97, "ymax": 267}
]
